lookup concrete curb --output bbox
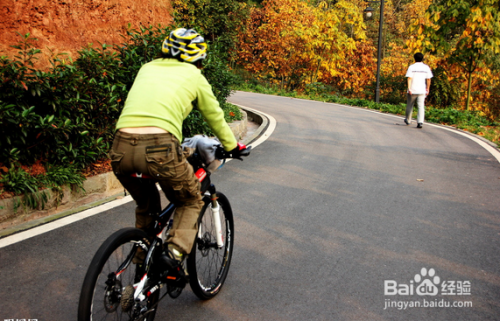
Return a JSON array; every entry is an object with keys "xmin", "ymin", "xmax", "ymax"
[
  {"xmin": 0, "ymin": 173, "xmax": 125, "ymax": 237},
  {"xmin": 0, "ymin": 107, "xmax": 265, "ymax": 238}
]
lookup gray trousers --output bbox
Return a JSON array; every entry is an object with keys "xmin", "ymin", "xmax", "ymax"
[{"xmin": 406, "ymin": 94, "xmax": 426, "ymax": 124}]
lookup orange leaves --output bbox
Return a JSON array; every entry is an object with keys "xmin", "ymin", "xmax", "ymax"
[
  {"xmin": 237, "ymin": 0, "xmax": 368, "ymax": 89},
  {"xmin": 331, "ymin": 41, "xmax": 376, "ymax": 94},
  {"xmin": 237, "ymin": 0, "xmax": 314, "ymax": 86}
]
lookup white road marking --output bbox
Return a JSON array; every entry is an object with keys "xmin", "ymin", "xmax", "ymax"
[
  {"xmin": 0, "ymin": 107, "xmax": 276, "ymax": 248},
  {"xmin": 0, "ymin": 195, "xmax": 133, "ymax": 248}
]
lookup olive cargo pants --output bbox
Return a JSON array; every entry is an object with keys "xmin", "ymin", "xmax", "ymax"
[{"xmin": 109, "ymin": 131, "xmax": 204, "ymax": 255}]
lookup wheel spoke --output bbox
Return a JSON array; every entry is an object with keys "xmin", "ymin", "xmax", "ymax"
[
  {"xmin": 78, "ymin": 228, "xmax": 160, "ymax": 321},
  {"xmin": 188, "ymin": 192, "xmax": 234, "ymax": 300}
]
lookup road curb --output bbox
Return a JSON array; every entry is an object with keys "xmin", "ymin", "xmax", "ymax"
[{"xmin": 0, "ymin": 106, "xmax": 274, "ymax": 241}]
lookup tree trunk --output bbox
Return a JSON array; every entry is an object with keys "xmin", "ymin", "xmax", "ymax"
[
  {"xmin": 465, "ymin": 55, "xmax": 475, "ymax": 111},
  {"xmin": 466, "ymin": 71, "xmax": 472, "ymax": 111}
]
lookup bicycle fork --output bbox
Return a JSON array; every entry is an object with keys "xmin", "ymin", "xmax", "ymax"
[{"xmin": 203, "ymin": 184, "xmax": 224, "ymax": 248}]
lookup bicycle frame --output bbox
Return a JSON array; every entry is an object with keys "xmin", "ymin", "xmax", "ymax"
[
  {"xmin": 125, "ymin": 159, "xmax": 224, "ymax": 305},
  {"xmin": 80, "ymin": 143, "xmax": 249, "ymax": 321}
]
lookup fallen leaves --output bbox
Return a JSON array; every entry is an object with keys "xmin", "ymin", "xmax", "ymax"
[
  {"xmin": 20, "ymin": 160, "xmax": 47, "ymax": 176},
  {"xmin": 82, "ymin": 159, "xmax": 112, "ymax": 177}
]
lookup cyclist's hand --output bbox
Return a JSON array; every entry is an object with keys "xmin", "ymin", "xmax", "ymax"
[{"xmin": 216, "ymin": 143, "xmax": 251, "ymax": 160}]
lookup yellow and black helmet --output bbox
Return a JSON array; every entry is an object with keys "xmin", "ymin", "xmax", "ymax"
[{"xmin": 162, "ymin": 28, "xmax": 207, "ymax": 63}]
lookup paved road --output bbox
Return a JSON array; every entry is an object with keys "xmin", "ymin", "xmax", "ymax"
[{"xmin": 1, "ymin": 91, "xmax": 499, "ymax": 320}]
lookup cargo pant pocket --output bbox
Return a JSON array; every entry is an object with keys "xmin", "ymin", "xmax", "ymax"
[
  {"xmin": 109, "ymin": 150, "xmax": 125, "ymax": 175},
  {"xmin": 145, "ymin": 144, "xmax": 176, "ymax": 179},
  {"xmin": 172, "ymin": 178, "xmax": 201, "ymax": 203}
]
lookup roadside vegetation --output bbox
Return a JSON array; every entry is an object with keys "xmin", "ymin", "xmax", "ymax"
[
  {"xmin": 0, "ymin": 26, "xmax": 241, "ymax": 209},
  {"xmin": 231, "ymin": 0, "xmax": 499, "ymax": 146},
  {"xmin": 1, "ymin": 0, "xmax": 499, "ymax": 210}
]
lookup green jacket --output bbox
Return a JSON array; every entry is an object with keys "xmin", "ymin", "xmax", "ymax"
[{"xmin": 116, "ymin": 58, "xmax": 237, "ymax": 151}]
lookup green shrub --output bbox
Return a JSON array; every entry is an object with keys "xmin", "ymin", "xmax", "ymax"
[
  {"xmin": 0, "ymin": 164, "xmax": 85, "ymax": 212},
  {"xmin": 380, "ymin": 75, "xmax": 406, "ymax": 105},
  {"xmin": 0, "ymin": 27, "xmax": 241, "ymax": 204},
  {"xmin": 426, "ymin": 108, "xmax": 492, "ymax": 127},
  {"xmin": 0, "ymin": 35, "xmax": 123, "ymax": 169},
  {"xmin": 0, "ymin": 166, "xmax": 41, "ymax": 198},
  {"xmin": 1, "ymin": 28, "xmax": 239, "ymax": 167},
  {"xmin": 364, "ymin": 74, "xmax": 406, "ymax": 105},
  {"xmin": 427, "ymin": 66, "xmax": 459, "ymax": 108}
]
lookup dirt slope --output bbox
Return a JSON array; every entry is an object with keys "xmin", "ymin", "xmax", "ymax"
[{"xmin": 1, "ymin": 0, "xmax": 172, "ymax": 66}]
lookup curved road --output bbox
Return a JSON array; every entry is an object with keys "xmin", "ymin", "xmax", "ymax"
[{"xmin": 0, "ymin": 91, "xmax": 499, "ymax": 320}]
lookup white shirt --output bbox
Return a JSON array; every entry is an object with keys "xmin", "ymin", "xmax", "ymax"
[{"xmin": 405, "ymin": 62, "xmax": 433, "ymax": 94}]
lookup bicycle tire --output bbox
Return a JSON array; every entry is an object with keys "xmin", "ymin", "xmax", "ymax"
[
  {"xmin": 78, "ymin": 227, "xmax": 160, "ymax": 321},
  {"xmin": 187, "ymin": 192, "xmax": 234, "ymax": 300}
]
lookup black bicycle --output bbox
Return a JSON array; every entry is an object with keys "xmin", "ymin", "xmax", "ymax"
[{"xmin": 78, "ymin": 143, "xmax": 250, "ymax": 321}]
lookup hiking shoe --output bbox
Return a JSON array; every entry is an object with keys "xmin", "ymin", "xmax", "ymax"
[
  {"xmin": 404, "ymin": 119, "xmax": 410, "ymax": 125},
  {"xmin": 417, "ymin": 123, "xmax": 423, "ymax": 128},
  {"xmin": 167, "ymin": 245, "xmax": 189, "ymax": 278}
]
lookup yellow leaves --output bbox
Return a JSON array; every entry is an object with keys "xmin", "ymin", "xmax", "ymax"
[
  {"xmin": 471, "ymin": 7, "xmax": 483, "ymax": 23},
  {"xmin": 317, "ymin": 0, "xmax": 328, "ymax": 10},
  {"xmin": 238, "ymin": 0, "xmax": 369, "ymax": 87},
  {"xmin": 434, "ymin": 12, "xmax": 440, "ymax": 23}
]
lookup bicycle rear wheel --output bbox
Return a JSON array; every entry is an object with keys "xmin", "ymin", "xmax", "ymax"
[
  {"xmin": 187, "ymin": 192, "xmax": 234, "ymax": 300},
  {"xmin": 78, "ymin": 228, "xmax": 159, "ymax": 321}
]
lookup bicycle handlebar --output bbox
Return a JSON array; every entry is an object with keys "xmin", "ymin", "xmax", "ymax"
[
  {"xmin": 240, "ymin": 147, "xmax": 251, "ymax": 157},
  {"xmin": 215, "ymin": 143, "xmax": 251, "ymax": 161}
]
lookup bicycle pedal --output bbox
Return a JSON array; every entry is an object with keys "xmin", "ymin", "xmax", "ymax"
[
  {"xmin": 157, "ymin": 255, "xmax": 187, "ymax": 281},
  {"xmin": 168, "ymin": 285, "xmax": 183, "ymax": 299}
]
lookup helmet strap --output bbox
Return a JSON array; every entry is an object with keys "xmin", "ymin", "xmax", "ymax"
[{"xmin": 195, "ymin": 60, "xmax": 204, "ymax": 69}]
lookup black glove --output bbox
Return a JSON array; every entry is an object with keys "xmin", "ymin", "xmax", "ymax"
[{"xmin": 216, "ymin": 143, "xmax": 251, "ymax": 160}]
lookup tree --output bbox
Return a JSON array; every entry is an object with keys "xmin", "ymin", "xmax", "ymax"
[
  {"xmin": 411, "ymin": 0, "xmax": 500, "ymax": 110},
  {"xmin": 237, "ymin": 0, "xmax": 366, "ymax": 90},
  {"xmin": 302, "ymin": 1, "xmax": 365, "ymax": 85},
  {"xmin": 171, "ymin": 0, "xmax": 249, "ymax": 62},
  {"xmin": 237, "ymin": 0, "xmax": 315, "ymax": 89}
]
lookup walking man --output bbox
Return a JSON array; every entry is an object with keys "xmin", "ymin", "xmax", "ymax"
[{"xmin": 404, "ymin": 52, "xmax": 433, "ymax": 128}]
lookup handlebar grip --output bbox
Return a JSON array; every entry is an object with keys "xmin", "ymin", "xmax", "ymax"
[
  {"xmin": 240, "ymin": 146, "xmax": 251, "ymax": 157},
  {"xmin": 215, "ymin": 145, "xmax": 251, "ymax": 160}
]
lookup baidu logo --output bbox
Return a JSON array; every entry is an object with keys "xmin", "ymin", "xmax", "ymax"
[
  {"xmin": 415, "ymin": 267, "xmax": 440, "ymax": 296},
  {"xmin": 384, "ymin": 267, "xmax": 471, "ymax": 296},
  {"xmin": 383, "ymin": 267, "xmax": 473, "ymax": 310}
]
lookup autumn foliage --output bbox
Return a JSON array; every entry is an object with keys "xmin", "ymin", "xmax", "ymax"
[
  {"xmin": 237, "ymin": 0, "xmax": 367, "ymax": 91},
  {"xmin": 234, "ymin": 0, "xmax": 500, "ymax": 119}
]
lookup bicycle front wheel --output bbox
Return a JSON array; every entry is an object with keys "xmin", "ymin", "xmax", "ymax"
[
  {"xmin": 78, "ymin": 228, "xmax": 159, "ymax": 321},
  {"xmin": 187, "ymin": 192, "xmax": 234, "ymax": 300}
]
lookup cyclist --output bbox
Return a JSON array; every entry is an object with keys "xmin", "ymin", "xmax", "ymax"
[{"xmin": 109, "ymin": 28, "xmax": 244, "ymax": 275}]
